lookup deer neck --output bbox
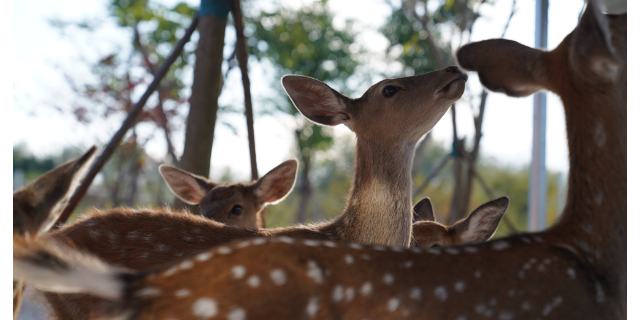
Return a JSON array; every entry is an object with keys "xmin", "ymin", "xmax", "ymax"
[
  {"xmin": 550, "ymin": 68, "xmax": 626, "ymax": 273},
  {"xmin": 334, "ymin": 137, "xmax": 416, "ymax": 248}
]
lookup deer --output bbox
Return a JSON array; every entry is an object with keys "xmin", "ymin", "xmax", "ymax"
[
  {"xmin": 159, "ymin": 160, "xmax": 298, "ymax": 229},
  {"xmin": 12, "ymin": 146, "xmax": 97, "ymax": 319},
  {"xmin": 32, "ymin": 65, "xmax": 467, "ymax": 319},
  {"xmin": 412, "ymin": 196, "xmax": 510, "ymax": 248},
  {"xmin": 14, "ymin": 1, "xmax": 625, "ymax": 319}
]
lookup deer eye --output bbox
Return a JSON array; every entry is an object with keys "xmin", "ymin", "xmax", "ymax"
[
  {"xmin": 230, "ymin": 205, "xmax": 243, "ymax": 216},
  {"xmin": 382, "ymin": 86, "xmax": 397, "ymax": 98}
]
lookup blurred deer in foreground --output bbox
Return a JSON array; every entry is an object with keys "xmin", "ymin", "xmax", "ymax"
[
  {"xmin": 28, "ymin": 66, "xmax": 467, "ymax": 319},
  {"xmin": 14, "ymin": 1, "xmax": 625, "ymax": 319},
  {"xmin": 12, "ymin": 146, "xmax": 97, "ymax": 319},
  {"xmin": 160, "ymin": 160, "xmax": 298, "ymax": 229}
]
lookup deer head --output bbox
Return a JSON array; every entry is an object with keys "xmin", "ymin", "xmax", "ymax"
[
  {"xmin": 412, "ymin": 197, "xmax": 509, "ymax": 248},
  {"xmin": 159, "ymin": 160, "xmax": 298, "ymax": 229}
]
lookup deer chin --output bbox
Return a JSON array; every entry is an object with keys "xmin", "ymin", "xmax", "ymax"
[{"xmin": 437, "ymin": 75, "xmax": 467, "ymax": 100}]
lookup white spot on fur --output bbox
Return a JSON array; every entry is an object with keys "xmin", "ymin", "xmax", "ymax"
[
  {"xmin": 236, "ymin": 240, "xmax": 251, "ymax": 248},
  {"xmin": 349, "ymin": 243, "xmax": 363, "ymax": 250},
  {"xmin": 374, "ymin": 246, "xmax": 386, "ymax": 251},
  {"xmin": 464, "ymin": 246, "xmax": 478, "ymax": 253},
  {"xmin": 383, "ymin": 273, "xmax": 394, "ymax": 285},
  {"xmin": 135, "ymin": 287, "xmax": 161, "ymax": 297},
  {"xmin": 542, "ymin": 296, "xmax": 563, "ymax": 316},
  {"xmin": 180, "ymin": 260, "xmax": 193, "ymax": 270},
  {"xmin": 391, "ymin": 247, "xmax": 404, "ymax": 252},
  {"xmin": 361, "ymin": 254, "xmax": 371, "ymax": 260},
  {"xmin": 138, "ymin": 252, "xmax": 150, "ymax": 260},
  {"xmin": 175, "ymin": 289, "xmax": 190, "ymax": 297},
  {"xmin": 270, "ymin": 269, "xmax": 287, "ymax": 285},
  {"xmin": 567, "ymin": 268, "xmax": 576, "ymax": 279},
  {"xmin": 445, "ymin": 247, "xmax": 460, "ymax": 255},
  {"xmin": 276, "ymin": 236, "xmax": 294, "ymax": 243},
  {"xmin": 247, "ymin": 275, "xmax": 260, "ymax": 288},
  {"xmin": 307, "ymin": 296, "xmax": 320, "ymax": 317},
  {"xmin": 154, "ymin": 243, "xmax": 168, "ymax": 252},
  {"xmin": 304, "ymin": 240, "xmax": 320, "ymax": 246},
  {"xmin": 521, "ymin": 301, "xmax": 531, "ymax": 311},
  {"xmin": 490, "ymin": 298, "xmax": 497, "ymax": 306},
  {"xmin": 410, "ymin": 287, "xmax": 422, "ymax": 300},
  {"xmin": 521, "ymin": 237, "xmax": 532, "ymax": 244},
  {"xmin": 193, "ymin": 298, "xmax": 217, "ymax": 318},
  {"xmin": 228, "ymin": 308, "xmax": 246, "ymax": 320},
  {"xmin": 455, "ymin": 281, "xmax": 465, "ymax": 292},
  {"xmin": 411, "ymin": 248, "xmax": 422, "ymax": 254},
  {"xmin": 332, "ymin": 285, "xmax": 344, "ymax": 302},
  {"xmin": 387, "ymin": 298, "xmax": 400, "ymax": 312},
  {"xmin": 595, "ymin": 282, "xmax": 605, "ymax": 303},
  {"xmin": 232, "ymin": 265, "xmax": 246, "ymax": 279},
  {"xmin": 492, "ymin": 241, "xmax": 510, "ymax": 251},
  {"xmin": 344, "ymin": 255, "xmax": 355, "ymax": 265},
  {"xmin": 218, "ymin": 246, "xmax": 232, "ymax": 254},
  {"xmin": 594, "ymin": 122, "xmax": 606, "ymax": 147},
  {"xmin": 360, "ymin": 282, "xmax": 373, "ymax": 295},
  {"xmin": 323, "ymin": 241, "xmax": 337, "ymax": 247},
  {"xmin": 474, "ymin": 271, "xmax": 482, "ymax": 278},
  {"xmin": 252, "ymin": 238, "xmax": 267, "ymax": 245},
  {"xmin": 498, "ymin": 310, "xmax": 514, "ymax": 320},
  {"xmin": 404, "ymin": 260, "xmax": 413, "ymax": 268},
  {"xmin": 434, "ymin": 286, "xmax": 448, "ymax": 301},
  {"xmin": 197, "ymin": 252, "xmax": 212, "ymax": 262},
  {"xmin": 307, "ymin": 260, "xmax": 323, "ymax": 284},
  {"xmin": 163, "ymin": 266, "xmax": 178, "ymax": 277},
  {"xmin": 533, "ymin": 236, "xmax": 544, "ymax": 243},
  {"xmin": 594, "ymin": 190, "xmax": 603, "ymax": 205},
  {"xmin": 427, "ymin": 247, "xmax": 442, "ymax": 255}
]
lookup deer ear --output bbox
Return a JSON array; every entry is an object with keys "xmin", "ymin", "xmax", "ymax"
[
  {"xmin": 13, "ymin": 146, "xmax": 98, "ymax": 236},
  {"xmin": 570, "ymin": 0, "xmax": 618, "ymax": 80},
  {"xmin": 457, "ymin": 39, "xmax": 547, "ymax": 97},
  {"xmin": 253, "ymin": 160, "xmax": 298, "ymax": 204},
  {"xmin": 281, "ymin": 75, "xmax": 352, "ymax": 127},
  {"xmin": 159, "ymin": 165, "xmax": 216, "ymax": 205},
  {"xmin": 413, "ymin": 198, "xmax": 436, "ymax": 223},
  {"xmin": 453, "ymin": 197, "xmax": 509, "ymax": 243}
]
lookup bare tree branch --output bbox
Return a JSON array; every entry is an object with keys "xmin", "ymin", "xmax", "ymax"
[{"xmin": 413, "ymin": 155, "xmax": 451, "ymax": 198}]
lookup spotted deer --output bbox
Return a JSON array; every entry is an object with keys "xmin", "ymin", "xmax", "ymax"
[
  {"xmin": 14, "ymin": 1, "xmax": 625, "ymax": 319},
  {"xmin": 31, "ymin": 66, "xmax": 467, "ymax": 319},
  {"xmin": 412, "ymin": 196, "xmax": 509, "ymax": 248},
  {"xmin": 12, "ymin": 146, "xmax": 97, "ymax": 319},
  {"xmin": 159, "ymin": 159, "xmax": 298, "ymax": 229}
]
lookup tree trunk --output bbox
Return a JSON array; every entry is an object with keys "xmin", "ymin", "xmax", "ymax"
[
  {"xmin": 296, "ymin": 153, "xmax": 312, "ymax": 223},
  {"xmin": 175, "ymin": 15, "xmax": 227, "ymax": 211}
]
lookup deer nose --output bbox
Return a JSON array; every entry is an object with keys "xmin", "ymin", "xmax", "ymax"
[{"xmin": 445, "ymin": 66, "xmax": 460, "ymax": 73}]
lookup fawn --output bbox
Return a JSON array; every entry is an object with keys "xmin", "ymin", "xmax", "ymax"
[
  {"xmin": 12, "ymin": 146, "xmax": 97, "ymax": 319},
  {"xmin": 159, "ymin": 160, "xmax": 298, "ymax": 229},
  {"xmin": 14, "ymin": 1, "xmax": 625, "ymax": 319}
]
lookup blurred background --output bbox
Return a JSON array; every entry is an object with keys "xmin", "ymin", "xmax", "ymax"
[{"xmin": 13, "ymin": 0, "xmax": 587, "ymax": 241}]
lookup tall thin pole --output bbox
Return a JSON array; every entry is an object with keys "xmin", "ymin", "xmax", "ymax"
[
  {"xmin": 231, "ymin": 0, "xmax": 259, "ymax": 181},
  {"xmin": 529, "ymin": 0, "xmax": 548, "ymax": 232}
]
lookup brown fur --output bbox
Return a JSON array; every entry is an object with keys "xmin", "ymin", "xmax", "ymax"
[{"xmin": 12, "ymin": 147, "xmax": 97, "ymax": 319}]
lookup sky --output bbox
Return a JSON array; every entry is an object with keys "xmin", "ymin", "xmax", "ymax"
[{"xmin": 12, "ymin": 0, "xmax": 587, "ymax": 182}]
